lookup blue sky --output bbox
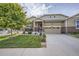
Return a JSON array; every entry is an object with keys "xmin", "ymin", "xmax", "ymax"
[
  {"xmin": 21, "ymin": 3, "xmax": 79, "ymax": 17},
  {"xmin": 47, "ymin": 3, "xmax": 79, "ymax": 16}
]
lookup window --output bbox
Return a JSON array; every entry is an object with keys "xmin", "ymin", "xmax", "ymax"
[
  {"xmin": 76, "ymin": 20, "xmax": 79, "ymax": 29},
  {"xmin": 54, "ymin": 16, "xmax": 55, "ymax": 18}
]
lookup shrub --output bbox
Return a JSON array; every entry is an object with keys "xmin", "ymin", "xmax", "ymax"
[
  {"xmin": 28, "ymin": 31, "xmax": 32, "ymax": 34},
  {"xmin": 41, "ymin": 34, "xmax": 46, "ymax": 42}
]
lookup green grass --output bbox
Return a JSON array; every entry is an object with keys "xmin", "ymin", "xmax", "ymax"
[
  {"xmin": 0, "ymin": 34, "xmax": 18, "ymax": 41},
  {"xmin": 0, "ymin": 35, "xmax": 41, "ymax": 48},
  {"xmin": 70, "ymin": 32, "xmax": 79, "ymax": 34},
  {"xmin": 0, "ymin": 35, "xmax": 10, "ymax": 41},
  {"xmin": 0, "ymin": 35, "xmax": 9, "ymax": 39},
  {"xmin": 71, "ymin": 34, "xmax": 79, "ymax": 38},
  {"xmin": 69, "ymin": 32, "xmax": 79, "ymax": 38}
]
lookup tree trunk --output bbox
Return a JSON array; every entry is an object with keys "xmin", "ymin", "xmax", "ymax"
[{"xmin": 11, "ymin": 29, "xmax": 13, "ymax": 36}]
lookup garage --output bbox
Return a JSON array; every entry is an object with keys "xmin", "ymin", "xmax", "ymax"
[{"xmin": 44, "ymin": 26, "xmax": 61, "ymax": 34}]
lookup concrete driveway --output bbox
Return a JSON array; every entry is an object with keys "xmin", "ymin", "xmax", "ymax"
[{"xmin": 0, "ymin": 34, "xmax": 79, "ymax": 56}]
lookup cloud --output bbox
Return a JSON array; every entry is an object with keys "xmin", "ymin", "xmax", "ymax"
[{"xmin": 21, "ymin": 3, "xmax": 52, "ymax": 17}]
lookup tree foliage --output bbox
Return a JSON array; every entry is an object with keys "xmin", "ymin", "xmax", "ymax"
[{"xmin": 0, "ymin": 3, "xmax": 27, "ymax": 30}]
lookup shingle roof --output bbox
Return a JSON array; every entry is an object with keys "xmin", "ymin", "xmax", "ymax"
[
  {"xmin": 27, "ymin": 16, "xmax": 36, "ymax": 20},
  {"xmin": 68, "ymin": 13, "xmax": 79, "ymax": 19},
  {"xmin": 40, "ymin": 14, "xmax": 69, "ymax": 18},
  {"xmin": 28, "ymin": 13, "xmax": 79, "ymax": 21}
]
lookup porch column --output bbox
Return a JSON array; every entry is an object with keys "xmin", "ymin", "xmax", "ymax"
[
  {"xmin": 65, "ymin": 20, "xmax": 68, "ymax": 33},
  {"xmin": 42, "ymin": 20, "xmax": 44, "ymax": 32}
]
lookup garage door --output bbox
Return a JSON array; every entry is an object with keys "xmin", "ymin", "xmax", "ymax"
[{"xmin": 44, "ymin": 26, "xmax": 61, "ymax": 34}]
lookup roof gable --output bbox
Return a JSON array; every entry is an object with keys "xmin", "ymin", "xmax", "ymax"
[
  {"xmin": 68, "ymin": 13, "xmax": 79, "ymax": 19},
  {"xmin": 40, "ymin": 14, "xmax": 68, "ymax": 21},
  {"xmin": 40, "ymin": 14, "xmax": 69, "ymax": 18}
]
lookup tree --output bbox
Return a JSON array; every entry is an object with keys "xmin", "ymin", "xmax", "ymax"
[{"xmin": 0, "ymin": 3, "xmax": 27, "ymax": 35}]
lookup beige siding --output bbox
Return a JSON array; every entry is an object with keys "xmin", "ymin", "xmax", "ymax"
[
  {"xmin": 67, "ymin": 17, "xmax": 79, "ymax": 27},
  {"xmin": 67, "ymin": 15, "xmax": 79, "ymax": 33},
  {"xmin": 43, "ymin": 22, "xmax": 64, "ymax": 27},
  {"xmin": 67, "ymin": 19, "xmax": 75, "ymax": 27}
]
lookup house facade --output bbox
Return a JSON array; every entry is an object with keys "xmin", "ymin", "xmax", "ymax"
[{"xmin": 28, "ymin": 14, "xmax": 79, "ymax": 34}]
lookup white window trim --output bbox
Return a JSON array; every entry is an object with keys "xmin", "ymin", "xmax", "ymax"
[{"xmin": 75, "ymin": 20, "xmax": 79, "ymax": 29}]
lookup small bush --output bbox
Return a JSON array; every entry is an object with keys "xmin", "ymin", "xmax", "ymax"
[
  {"xmin": 41, "ymin": 34, "xmax": 46, "ymax": 42},
  {"xmin": 27, "ymin": 28, "xmax": 32, "ymax": 34}
]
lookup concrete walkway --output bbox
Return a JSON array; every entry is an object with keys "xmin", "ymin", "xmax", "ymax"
[{"xmin": 0, "ymin": 34, "xmax": 79, "ymax": 56}]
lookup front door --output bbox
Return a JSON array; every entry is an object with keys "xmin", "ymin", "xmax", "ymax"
[{"xmin": 35, "ymin": 22, "xmax": 42, "ymax": 32}]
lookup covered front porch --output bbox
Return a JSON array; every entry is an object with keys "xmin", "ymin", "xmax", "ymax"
[{"xmin": 33, "ymin": 20, "xmax": 44, "ymax": 32}]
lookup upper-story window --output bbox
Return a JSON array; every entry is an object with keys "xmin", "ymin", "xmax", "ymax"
[
  {"xmin": 54, "ymin": 16, "xmax": 55, "ymax": 18},
  {"xmin": 49, "ymin": 16, "xmax": 55, "ymax": 18},
  {"xmin": 76, "ymin": 20, "xmax": 79, "ymax": 29}
]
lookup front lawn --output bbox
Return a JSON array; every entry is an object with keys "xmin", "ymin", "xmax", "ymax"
[
  {"xmin": 0, "ymin": 35, "xmax": 9, "ymax": 40},
  {"xmin": 71, "ymin": 34, "xmax": 79, "ymax": 38},
  {"xmin": 70, "ymin": 32, "xmax": 79, "ymax": 38},
  {"xmin": 0, "ymin": 34, "xmax": 18, "ymax": 41},
  {"xmin": 0, "ymin": 35, "xmax": 41, "ymax": 48}
]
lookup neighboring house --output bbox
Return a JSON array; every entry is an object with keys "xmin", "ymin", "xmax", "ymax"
[
  {"xmin": 28, "ymin": 14, "xmax": 79, "ymax": 34},
  {"xmin": 0, "ymin": 28, "xmax": 9, "ymax": 36}
]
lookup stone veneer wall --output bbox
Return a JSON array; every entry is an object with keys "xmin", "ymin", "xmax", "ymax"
[{"xmin": 67, "ymin": 27, "xmax": 79, "ymax": 33}]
